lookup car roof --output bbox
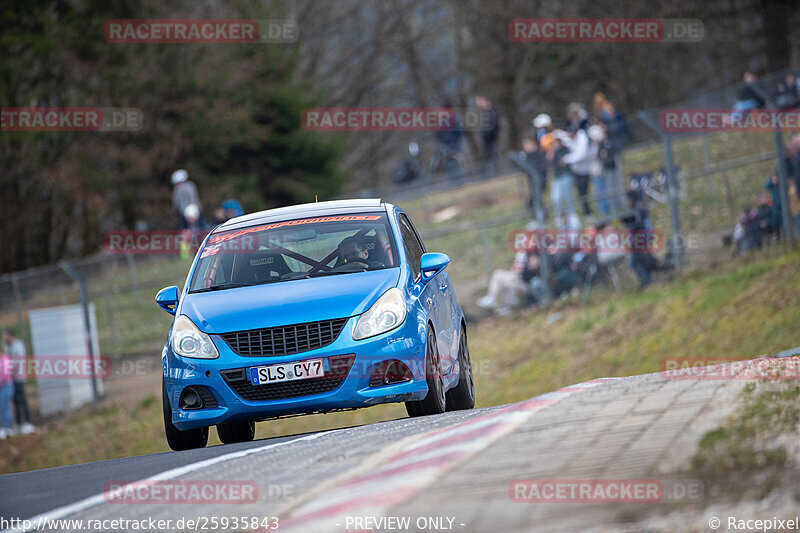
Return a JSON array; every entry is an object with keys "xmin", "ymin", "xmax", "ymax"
[{"xmin": 217, "ymin": 198, "xmax": 391, "ymax": 231}]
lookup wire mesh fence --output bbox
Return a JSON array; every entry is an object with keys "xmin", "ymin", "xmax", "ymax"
[{"xmin": 1, "ymin": 64, "xmax": 798, "ymax": 357}]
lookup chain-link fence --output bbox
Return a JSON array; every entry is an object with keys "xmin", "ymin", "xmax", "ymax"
[{"xmin": 1, "ymin": 64, "xmax": 798, "ymax": 360}]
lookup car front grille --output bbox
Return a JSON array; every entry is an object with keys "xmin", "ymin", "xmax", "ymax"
[
  {"xmin": 219, "ymin": 318, "xmax": 349, "ymax": 357},
  {"xmin": 220, "ymin": 355, "xmax": 355, "ymax": 402}
]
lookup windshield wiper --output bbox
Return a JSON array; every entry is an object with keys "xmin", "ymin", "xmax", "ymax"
[
  {"xmin": 189, "ymin": 282, "xmax": 256, "ymax": 293},
  {"xmin": 281, "ymin": 270, "xmax": 362, "ymax": 281}
]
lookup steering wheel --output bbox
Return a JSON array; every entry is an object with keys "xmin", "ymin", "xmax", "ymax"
[{"xmin": 332, "ymin": 260, "xmax": 369, "ymax": 272}]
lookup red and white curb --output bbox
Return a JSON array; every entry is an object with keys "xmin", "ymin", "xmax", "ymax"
[{"xmin": 274, "ymin": 378, "xmax": 620, "ymax": 532}]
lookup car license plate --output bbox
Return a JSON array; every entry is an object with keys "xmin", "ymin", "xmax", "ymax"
[{"xmin": 249, "ymin": 358, "xmax": 325, "ymax": 385}]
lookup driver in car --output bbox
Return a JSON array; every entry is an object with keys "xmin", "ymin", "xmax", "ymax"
[{"xmin": 338, "ymin": 236, "xmax": 384, "ymax": 269}]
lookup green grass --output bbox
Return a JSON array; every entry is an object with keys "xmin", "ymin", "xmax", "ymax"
[
  {"xmin": 691, "ymin": 382, "xmax": 800, "ymax": 498},
  {"xmin": 469, "ymin": 246, "xmax": 800, "ymax": 407}
]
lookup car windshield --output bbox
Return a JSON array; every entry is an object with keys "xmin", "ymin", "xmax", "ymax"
[{"xmin": 188, "ymin": 212, "xmax": 398, "ymax": 292}]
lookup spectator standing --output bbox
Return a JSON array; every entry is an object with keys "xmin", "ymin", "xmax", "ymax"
[
  {"xmin": 533, "ymin": 113, "xmax": 556, "ymax": 155},
  {"xmin": 560, "ymin": 125, "xmax": 594, "ymax": 216},
  {"xmin": 622, "ymin": 190, "xmax": 656, "ymax": 288},
  {"xmin": 0, "ymin": 351, "xmax": 13, "ymax": 439},
  {"xmin": 549, "ymin": 136, "xmax": 577, "ymax": 219},
  {"xmin": 4, "ymin": 329, "xmax": 34, "ymax": 434},
  {"xmin": 180, "ymin": 204, "xmax": 205, "ymax": 259},
  {"xmin": 475, "ymin": 96, "xmax": 500, "ymax": 171},
  {"xmin": 593, "ymin": 124, "xmax": 617, "ymax": 217},
  {"xmin": 171, "ymin": 169, "xmax": 202, "ymax": 230},
  {"xmin": 592, "ymin": 93, "xmax": 628, "ymax": 149},
  {"xmin": 565, "ymin": 103, "xmax": 590, "ymax": 131},
  {"xmin": 433, "ymin": 102, "xmax": 463, "ymax": 180},
  {"xmin": 522, "ymin": 137, "xmax": 549, "ymax": 212},
  {"xmin": 764, "ymin": 172, "xmax": 782, "ymax": 228}
]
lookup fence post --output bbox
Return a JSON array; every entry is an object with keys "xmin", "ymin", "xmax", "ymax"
[
  {"xmin": 663, "ymin": 135, "xmax": 685, "ymax": 270},
  {"xmin": 507, "ymin": 151, "xmax": 551, "ymax": 304},
  {"xmin": 773, "ymin": 130, "xmax": 795, "ymax": 244},
  {"xmin": 125, "ymin": 253, "xmax": 138, "ymax": 289},
  {"xmin": 104, "ymin": 289, "xmax": 119, "ymax": 357},
  {"xmin": 751, "ymin": 83, "xmax": 794, "ymax": 245},
  {"xmin": 637, "ymin": 111, "xmax": 685, "ymax": 270},
  {"xmin": 58, "ymin": 261, "xmax": 100, "ymax": 402}
]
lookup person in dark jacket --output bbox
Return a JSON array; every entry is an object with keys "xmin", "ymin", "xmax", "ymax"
[
  {"xmin": 734, "ymin": 72, "xmax": 765, "ymax": 110},
  {"xmin": 476, "ymin": 96, "xmax": 500, "ymax": 170},
  {"xmin": 522, "ymin": 137, "xmax": 549, "ymax": 212},
  {"xmin": 622, "ymin": 190, "xmax": 656, "ymax": 288},
  {"xmin": 775, "ymin": 73, "xmax": 799, "ymax": 109}
]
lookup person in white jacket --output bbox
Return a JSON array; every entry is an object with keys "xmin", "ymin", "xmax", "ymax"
[{"xmin": 559, "ymin": 125, "xmax": 594, "ymax": 216}]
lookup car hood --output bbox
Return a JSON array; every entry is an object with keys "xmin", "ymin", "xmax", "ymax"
[{"xmin": 180, "ymin": 268, "xmax": 401, "ymax": 333}]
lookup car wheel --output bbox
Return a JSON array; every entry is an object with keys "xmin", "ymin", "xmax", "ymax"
[
  {"xmin": 162, "ymin": 379, "xmax": 208, "ymax": 451},
  {"xmin": 216, "ymin": 420, "xmax": 256, "ymax": 444},
  {"xmin": 446, "ymin": 327, "xmax": 475, "ymax": 411},
  {"xmin": 405, "ymin": 326, "xmax": 446, "ymax": 417}
]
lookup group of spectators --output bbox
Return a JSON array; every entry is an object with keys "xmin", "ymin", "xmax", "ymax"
[
  {"xmin": 733, "ymin": 71, "xmax": 800, "ymax": 111},
  {"xmin": 477, "ymin": 93, "xmax": 678, "ymax": 316},
  {"xmin": 730, "ymin": 70, "xmax": 800, "ymax": 254},
  {"xmin": 0, "ymin": 329, "xmax": 35, "ymax": 439},
  {"xmin": 522, "ymin": 93, "xmax": 629, "ymax": 221},
  {"xmin": 733, "ymin": 133, "xmax": 800, "ymax": 254},
  {"xmin": 477, "ymin": 187, "xmax": 661, "ymax": 316}
]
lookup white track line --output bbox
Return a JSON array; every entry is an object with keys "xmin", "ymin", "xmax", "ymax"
[{"xmin": 3, "ymin": 431, "xmax": 332, "ymax": 533}]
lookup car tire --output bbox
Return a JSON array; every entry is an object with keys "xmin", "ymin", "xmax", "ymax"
[
  {"xmin": 405, "ymin": 326, "xmax": 446, "ymax": 417},
  {"xmin": 216, "ymin": 420, "xmax": 256, "ymax": 444},
  {"xmin": 162, "ymin": 379, "xmax": 208, "ymax": 451},
  {"xmin": 446, "ymin": 327, "xmax": 475, "ymax": 411}
]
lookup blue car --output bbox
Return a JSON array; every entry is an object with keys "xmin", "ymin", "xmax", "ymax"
[{"xmin": 156, "ymin": 199, "xmax": 474, "ymax": 450}]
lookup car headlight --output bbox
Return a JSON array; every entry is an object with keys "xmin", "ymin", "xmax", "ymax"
[
  {"xmin": 353, "ymin": 288, "xmax": 406, "ymax": 340},
  {"xmin": 171, "ymin": 315, "xmax": 219, "ymax": 359}
]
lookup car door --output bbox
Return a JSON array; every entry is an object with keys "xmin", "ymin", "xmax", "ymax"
[{"xmin": 398, "ymin": 213, "xmax": 455, "ymax": 373}]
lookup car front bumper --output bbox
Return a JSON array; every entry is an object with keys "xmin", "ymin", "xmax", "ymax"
[{"xmin": 163, "ymin": 316, "xmax": 429, "ymax": 430}]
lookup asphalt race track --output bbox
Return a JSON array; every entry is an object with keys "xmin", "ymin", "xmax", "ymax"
[{"xmin": 2, "ymin": 357, "xmax": 788, "ymax": 532}]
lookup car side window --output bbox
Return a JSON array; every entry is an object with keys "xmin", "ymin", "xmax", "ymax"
[{"xmin": 398, "ymin": 214, "xmax": 424, "ymax": 280}]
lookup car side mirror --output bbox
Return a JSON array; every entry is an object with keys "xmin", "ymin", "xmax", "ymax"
[
  {"xmin": 420, "ymin": 252, "xmax": 451, "ymax": 281},
  {"xmin": 155, "ymin": 286, "xmax": 180, "ymax": 315}
]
